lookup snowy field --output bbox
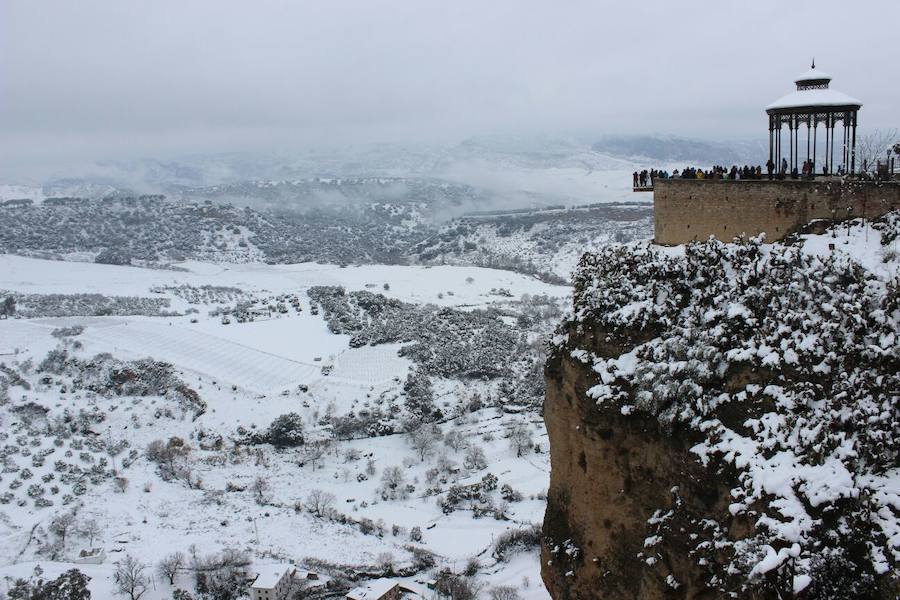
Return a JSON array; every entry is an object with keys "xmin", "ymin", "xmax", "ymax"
[{"xmin": 0, "ymin": 256, "xmax": 566, "ymax": 599}]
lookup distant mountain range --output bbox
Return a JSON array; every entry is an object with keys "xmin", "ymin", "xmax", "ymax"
[
  {"xmin": 592, "ymin": 135, "xmax": 767, "ymax": 166},
  {"xmin": 0, "ymin": 134, "xmax": 768, "ymax": 207}
]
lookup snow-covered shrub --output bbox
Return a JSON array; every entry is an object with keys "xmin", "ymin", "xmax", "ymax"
[
  {"xmin": 403, "ymin": 370, "xmax": 439, "ymax": 422},
  {"xmin": 562, "ymin": 221, "xmax": 900, "ymax": 594},
  {"xmin": 145, "ymin": 437, "xmax": 190, "ymax": 481},
  {"xmin": 307, "ymin": 286, "xmax": 517, "ymax": 379},
  {"xmin": 492, "ymin": 525, "xmax": 542, "ymax": 561},
  {"xmin": 410, "ymin": 526, "xmax": 423, "ymax": 542},
  {"xmin": 263, "ymin": 413, "xmax": 305, "ymax": 448}
]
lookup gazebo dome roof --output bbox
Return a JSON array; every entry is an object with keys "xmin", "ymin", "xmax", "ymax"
[
  {"xmin": 795, "ymin": 66, "xmax": 831, "ymax": 84},
  {"xmin": 766, "ymin": 64, "xmax": 862, "ymax": 113}
]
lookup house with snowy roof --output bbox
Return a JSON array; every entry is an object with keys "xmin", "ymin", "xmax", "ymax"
[
  {"xmin": 345, "ymin": 578, "xmax": 425, "ymax": 600},
  {"xmin": 249, "ymin": 564, "xmax": 297, "ymax": 600}
]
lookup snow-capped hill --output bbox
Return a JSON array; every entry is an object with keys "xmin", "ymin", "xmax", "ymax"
[
  {"xmin": 542, "ymin": 212, "xmax": 900, "ymax": 599},
  {"xmin": 592, "ymin": 134, "xmax": 766, "ymax": 166},
  {"xmin": 0, "ymin": 183, "xmax": 126, "ymax": 204},
  {"xmin": 41, "ymin": 180, "xmax": 123, "ymax": 200},
  {"xmin": 176, "ymin": 177, "xmax": 483, "ymax": 214},
  {"xmin": 0, "ymin": 185, "xmax": 45, "ymax": 203}
]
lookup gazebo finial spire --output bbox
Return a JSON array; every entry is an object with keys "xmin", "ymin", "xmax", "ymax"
[{"xmin": 811, "ymin": 57, "xmax": 815, "ymax": 69}]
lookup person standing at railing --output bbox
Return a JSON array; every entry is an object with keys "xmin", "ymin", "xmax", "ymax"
[{"xmin": 766, "ymin": 158, "xmax": 774, "ymax": 180}]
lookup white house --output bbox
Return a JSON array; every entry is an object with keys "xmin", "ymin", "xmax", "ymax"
[
  {"xmin": 73, "ymin": 547, "xmax": 106, "ymax": 565},
  {"xmin": 250, "ymin": 564, "xmax": 296, "ymax": 600}
]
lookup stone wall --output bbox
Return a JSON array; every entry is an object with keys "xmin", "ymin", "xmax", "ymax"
[{"xmin": 653, "ymin": 179, "xmax": 900, "ymax": 245}]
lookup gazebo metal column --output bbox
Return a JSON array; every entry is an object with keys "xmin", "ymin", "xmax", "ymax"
[
  {"xmin": 806, "ymin": 116, "xmax": 811, "ymax": 171},
  {"xmin": 789, "ymin": 117, "xmax": 794, "ymax": 174},
  {"xmin": 829, "ymin": 114, "xmax": 835, "ymax": 175},
  {"xmin": 812, "ymin": 117, "xmax": 817, "ymax": 172}
]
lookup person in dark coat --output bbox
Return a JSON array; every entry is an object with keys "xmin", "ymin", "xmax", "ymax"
[{"xmin": 766, "ymin": 159, "xmax": 774, "ymax": 180}]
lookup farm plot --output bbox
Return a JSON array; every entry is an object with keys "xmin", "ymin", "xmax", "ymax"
[
  {"xmin": 329, "ymin": 344, "xmax": 410, "ymax": 385},
  {"xmin": 79, "ymin": 319, "xmax": 321, "ymax": 395}
]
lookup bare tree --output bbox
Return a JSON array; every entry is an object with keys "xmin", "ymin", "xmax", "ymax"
[
  {"xmin": 299, "ymin": 439, "xmax": 331, "ymax": 470},
  {"xmin": 408, "ymin": 426, "xmax": 438, "ymax": 462},
  {"xmin": 435, "ymin": 574, "xmax": 483, "ymax": 600},
  {"xmin": 444, "ymin": 430, "xmax": 466, "ymax": 452},
  {"xmin": 114, "ymin": 555, "xmax": 148, "ymax": 600},
  {"xmin": 157, "ymin": 551, "xmax": 185, "ymax": 585},
  {"xmin": 251, "ymin": 476, "xmax": 270, "ymax": 505},
  {"xmin": 78, "ymin": 518, "xmax": 101, "ymax": 548},
  {"xmin": 381, "ymin": 465, "xmax": 405, "ymax": 491},
  {"xmin": 855, "ymin": 128, "xmax": 899, "ymax": 173},
  {"xmin": 490, "ymin": 586, "xmax": 522, "ymax": 600},
  {"xmin": 464, "ymin": 445, "xmax": 487, "ymax": 470},
  {"xmin": 305, "ymin": 489, "xmax": 336, "ymax": 517},
  {"xmin": 50, "ymin": 511, "xmax": 77, "ymax": 549},
  {"xmin": 507, "ymin": 423, "xmax": 533, "ymax": 458},
  {"xmin": 376, "ymin": 551, "xmax": 395, "ymax": 574}
]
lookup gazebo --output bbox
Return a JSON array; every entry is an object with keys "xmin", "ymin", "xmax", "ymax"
[{"xmin": 766, "ymin": 62, "xmax": 862, "ymax": 177}]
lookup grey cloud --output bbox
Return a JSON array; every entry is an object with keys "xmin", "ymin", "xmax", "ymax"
[{"xmin": 1, "ymin": 0, "xmax": 897, "ymax": 181}]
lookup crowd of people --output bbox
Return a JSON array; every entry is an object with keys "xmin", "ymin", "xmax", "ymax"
[
  {"xmin": 632, "ymin": 160, "xmax": 835, "ymax": 189},
  {"xmin": 633, "ymin": 165, "xmax": 767, "ymax": 188},
  {"xmin": 633, "ymin": 156, "xmax": 897, "ymax": 189},
  {"xmin": 677, "ymin": 164, "xmax": 766, "ymax": 180}
]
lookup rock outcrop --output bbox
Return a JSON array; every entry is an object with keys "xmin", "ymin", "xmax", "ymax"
[{"xmin": 541, "ymin": 218, "xmax": 900, "ymax": 599}]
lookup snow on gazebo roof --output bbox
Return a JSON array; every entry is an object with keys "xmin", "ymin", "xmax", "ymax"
[
  {"xmin": 766, "ymin": 64, "xmax": 861, "ymax": 113},
  {"xmin": 766, "ymin": 88, "xmax": 862, "ymax": 111},
  {"xmin": 794, "ymin": 66, "xmax": 831, "ymax": 84}
]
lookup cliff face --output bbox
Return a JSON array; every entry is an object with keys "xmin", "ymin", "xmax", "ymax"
[
  {"xmin": 541, "ymin": 218, "xmax": 900, "ymax": 599},
  {"xmin": 541, "ymin": 320, "xmax": 747, "ymax": 599}
]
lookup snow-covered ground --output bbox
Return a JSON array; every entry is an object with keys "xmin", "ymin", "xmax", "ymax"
[{"xmin": 0, "ymin": 257, "xmax": 565, "ymax": 599}]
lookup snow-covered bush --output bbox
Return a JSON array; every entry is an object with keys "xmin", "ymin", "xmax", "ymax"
[
  {"xmin": 307, "ymin": 286, "xmax": 517, "ymax": 379},
  {"xmin": 263, "ymin": 413, "xmax": 305, "ymax": 448},
  {"xmin": 493, "ymin": 525, "xmax": 542, "ymax": 562},
  {"xmin": 561, "ymin": 219, "xmax": 900, "ymax": 594}
]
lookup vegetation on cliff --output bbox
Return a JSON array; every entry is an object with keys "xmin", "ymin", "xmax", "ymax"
[{"xmin": 553, "ymin": 214, "xmax": 899, "ymax": 597}]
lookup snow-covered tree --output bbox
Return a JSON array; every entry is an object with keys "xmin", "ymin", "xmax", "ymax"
[
  {"xmin": 49, "ymin": 511, "xmax": 76, "ymax": 550},
  {"xmin": 408, "ymin": 426, "xmax": 439, "ymax": 462},
  {"xmin": 265, "ymin": 413, "xmax": 305, "ymax": 448},
  {"xmin": 403, "ymin": 369, "xmax": 437, "ymax": 421},
  {"xmin": 250, "ymin": 476, "xmax": 270, "ymax": 506},
  {"xmin": 381, "ymin": 466, "xmax": 405, "ymax": 494},
  {"xmin": 464, "ymin": 445, "xmax": 487, "ymax": 470},
  {"xmin": 507, "ymin": 423, "xmax": 533, "ymax": 457},
  {"xmin": 0, "ymin": 295, "xmax": 15, "ymax": 319}
]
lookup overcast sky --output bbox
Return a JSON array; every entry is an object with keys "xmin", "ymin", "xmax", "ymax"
[{"xmin": 1, "ymin": 0, "xmax": 897, "ymax": 180}]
